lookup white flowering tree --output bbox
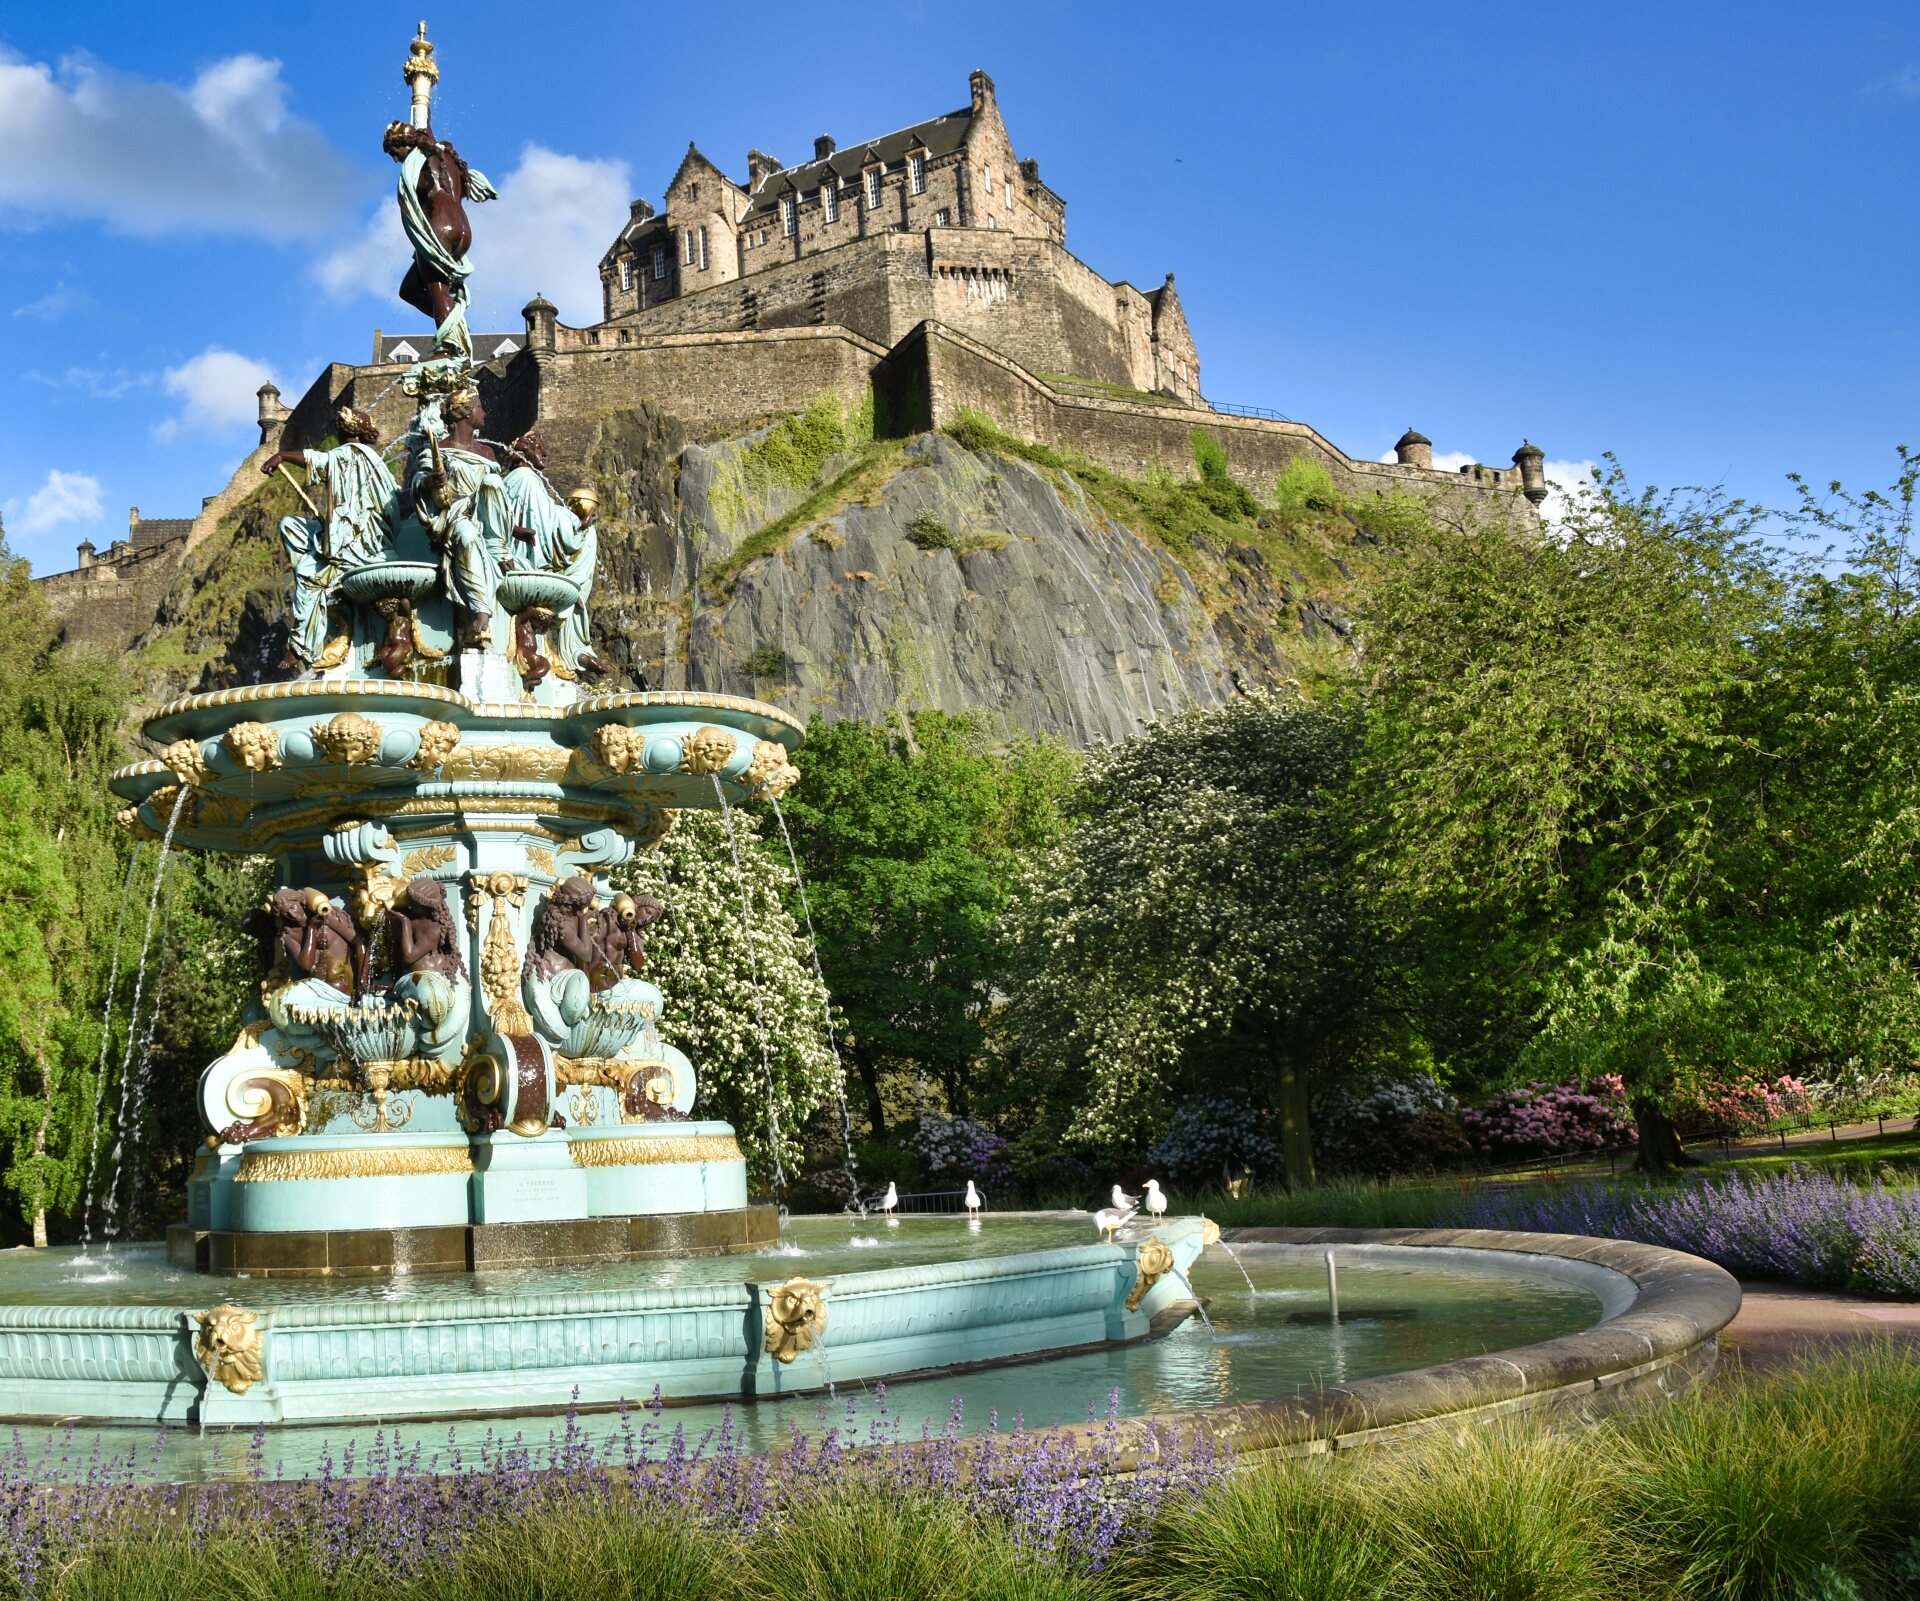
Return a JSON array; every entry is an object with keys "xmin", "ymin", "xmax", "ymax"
[
  {"xmin": 619, "ymin": 809, "xmax": 842, "ymax": 1188},
  {"xmin": 998, "ymin": 691, "xmax": 1373, "ymax": 1187}
]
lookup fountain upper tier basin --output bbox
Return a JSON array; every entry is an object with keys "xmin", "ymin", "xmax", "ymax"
[{"xmin": 107, "ymin": 684, "xmax": 804, "ymax": 854}]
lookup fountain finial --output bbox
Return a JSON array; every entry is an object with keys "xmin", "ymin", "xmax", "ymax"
[{"xmin": 404, "ymin": 20, "xmax": 439, "ymax": 127}]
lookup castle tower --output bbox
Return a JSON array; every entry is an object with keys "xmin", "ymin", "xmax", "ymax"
[
  {"xmin": 523, "ymin": 292, "xmax": 558, "ymax": 352},
  {"xmin": 1394, "ymin": 428, "xmax": 1432, "ymax": 469},
  {"xmin": 256, "ymin": 382, "xmax": 288, "ymax": 447},
  {"xmin": 1513, "ymin": 440, "xmax": 1548, "ymax": 505}
]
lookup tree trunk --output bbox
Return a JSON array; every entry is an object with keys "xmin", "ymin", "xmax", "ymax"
[
  {"xmin": 852, "ymin": 1048, "xmax": 887, "ymax": 1137},
  {"xmin": 1632, "ymin": 1097, "xmax": 1696, "ymax": 1171},
  {"xmin": 31, "ymin": 1056, "xmax": 51, "ymax": 1249},
  {"xmin": 1276, "ymin": 1058, "xmax": 1317, "ymax": 1191}
]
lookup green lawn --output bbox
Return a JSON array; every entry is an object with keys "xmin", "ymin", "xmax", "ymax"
[{"xmin": 1719, "ymin": 1124, "xmax": 1920, "ymax": 1179}]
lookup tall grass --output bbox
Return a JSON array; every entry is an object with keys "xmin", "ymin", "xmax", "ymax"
[{"xmin": 14, "ymin": 1351, "xmax": 1920, "ymax": 1600}]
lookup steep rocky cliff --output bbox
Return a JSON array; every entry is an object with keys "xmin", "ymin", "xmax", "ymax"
[{"xmin": 130, "ymin": 405, "xmax": 1366, "ymax": 747}]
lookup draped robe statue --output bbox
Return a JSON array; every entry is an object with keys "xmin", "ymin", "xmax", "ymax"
[
  {"xmin": 502, "ymin": 432, "xmax": 607, "ymax": 677},
  {"xmin": 261, "ymin": 408, "xmax": 397, "ymax": 671},
  {"xmin": 383, "ymin": 119, "xmax": 496, "ymax": 362},
  {"xmin": 411, "ymin": 393, "xmax": 510, "ymax": 645}
]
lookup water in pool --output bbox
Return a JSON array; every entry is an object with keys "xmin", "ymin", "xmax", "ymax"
[{"xmin": 0, "ymin": 1215, "xmax": 1602, "ymax": 1480}]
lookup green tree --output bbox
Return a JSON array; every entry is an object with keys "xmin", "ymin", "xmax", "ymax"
[
  {"xmin": 766, "ymin": 711, "xmax": 1074, "ymax": 1134},
  {"xmin": 1352, "ymin": 460, "xmax": 1920, "ymax": 1164},
  {"xmin": 997, "ymin": 691, "xmax": 1372, "ymax": 1187},
  {"xmin": 620, "ymin": 809, "xmax": 840, "ymax": 1187}
]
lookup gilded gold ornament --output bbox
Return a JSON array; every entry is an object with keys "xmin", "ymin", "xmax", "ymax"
[
  {"xmin": 192, "ymin": 1304, "xmax": 264, "ymax": 1395},
  {"xmin": 311, "ymin": 712, "xmax": 385, "ymax": 765},
  {"xmin": 232, "ymin": 1145, "xmax": 474, "ymax": 1182},
  {"xmin": 410, "ymin": 720, "xmax": 461, "ymax": 771},
  {"xmin": 566, "ymin": 1133, "xmax": 743, "ymax": 1167},
  {"xmin": 441, "ymin": 743, "xmax": 573, "ymax": 783},
  {"xmin": 678, "ymin": 726, "xmax": 737, "ymax": 777},
  {"xmin": 468, "ymin": 871, "xmax": 533, "ymax": 1033},
  {"xmin": 115, "ymin": 804, "xmax": 161, "ymax": 842},
  {"xmin": 1126, "ymin": 1235, "xmax": 1177, "ymax": 1313},
  {"xmin": 526, "ymin": 844, "xmax": 557, "ymax": 877},
  {"xmin": 638, "ymin": 808, "xmax": 679, "ymax": 852},
  {"xmin": 763, "ymin": 1277, "xmax": 827, "ymax": 1364},
  {"xmin": 741, "ymin": 739, "xmax": 787, "ymax": 793},
  {"xmin": 400, "ymin": 843, "xmax": 458, "ymax": 876},
  {"xmin": 222, "ymin": 722, "xmax": 283, "ymax": 773},
  {"xmin": 1200, "ymin": 1217, "xmax": 1222, "ymax": 1246},
  {"xmin": 592, "ymin": 723, "xmax": 641, "ymax": 775},
  {"xmin": 159, "ymin": 738, "xmax": 212, "ymax": 789}
]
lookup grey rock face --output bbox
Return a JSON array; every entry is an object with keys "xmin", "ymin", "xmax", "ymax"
[{"xmin": 677, "ymin": 434, "xmax": 1237, "ymax": 744}]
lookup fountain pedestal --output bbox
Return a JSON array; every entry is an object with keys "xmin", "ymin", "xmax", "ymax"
[{"xmin": 113, "ymin": 681, "xmax": 802, "ymax": 1276}]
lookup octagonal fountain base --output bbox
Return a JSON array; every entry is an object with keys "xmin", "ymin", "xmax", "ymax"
[{"xmin": 0, "ymin": 1218, "xmax": 1212, "ymax": 1429}]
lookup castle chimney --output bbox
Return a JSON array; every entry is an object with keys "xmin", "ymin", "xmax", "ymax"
[
  {"xmin": 1394, "ymin": 428, "xmax": 1432, "ymax": 470},
  {"xmin": 969, "ymin": 69, "xmax": 996, "ymax": 112},
  {"xmin": 1019, "ymin": 156, "xmax": 1040, "ymax": 184},
  {"xmin": 746, "ymin": 149, "xmax": 783, "ymax": 190},
  {"xmin": 128, "ymin": 506, "xmax": 139, "ymax": 532},
  {"xmin": 629, "ymin": 198, "xmax": 655, "ymax": 222},
  {"xmin": 815, "ymin": 134, "xmax": 836, "ymax": 160},
  {"xmin": 256, "ymin": 381, "xmax": 288, "ymax": 447},
  {"xmin": 1513, "ymin": 439, "xmax": 1548, "ymax": 505},
  {"xmin": 523, "ymin": 292, "xmax": 558, "ymax": 352}
]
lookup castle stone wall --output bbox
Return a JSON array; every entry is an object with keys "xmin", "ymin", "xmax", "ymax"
[{"xmin": 908, "ymin": 320, "xmax": 1531, "ymax": 512}]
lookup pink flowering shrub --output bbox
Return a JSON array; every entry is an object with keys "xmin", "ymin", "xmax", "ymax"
[
  {"xmin": 1679, "ymin": 1074, "xmax": 1813, "ymax": 1138},
  {"xmin": 1463, "ymin": 1076, "xmax": 1636, "ymax": 1158}
]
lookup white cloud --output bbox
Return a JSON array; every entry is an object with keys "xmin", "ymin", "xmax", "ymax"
[
  {"xmin": 317, "ymin": 143, "xmax": 629, "ymax": 327},
  {"xmin": 0, "ymin": 48, "xmax": 358, "ymax": 237},
  {"xmin": 12, "ymin": 278, "xmax": 95, "ymax": 321},
  {"xmin": 154, "ymin": 347, "xmax": 279, "ymax": 443},
  {"xmin": 1867, "ymin": 62, "xmax": 1920, "ymax": 98},
  {"xmin": 24, "ymin": 364, "xmax": 149, "ymax": 400},
  {"xmin": 5, "ymin": 469, "xmax": 103, "ymax": 536}
]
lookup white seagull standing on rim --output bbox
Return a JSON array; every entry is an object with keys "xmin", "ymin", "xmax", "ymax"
[
  {"xmin": 1111, "ymin": 1183, "xmax": 1139, "ymax": 1210},
  {"xmin": 964, "ymin": 1179, "xmax": 982, "ymax": 1217},
  {"xmin": 879, "ymin": 1181, "xmax": 899, "ymax": 1220},
  {"xmin": 1144, "ymin": 1178, "xmax": 1168, "ymax": 1222},
  {"xmin": 1093, "ymin": 1204, "xmax": 1137, "ymax": 1243}
]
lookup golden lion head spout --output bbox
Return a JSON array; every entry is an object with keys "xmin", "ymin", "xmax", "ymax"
[
  {"xmin": 192, "ymin": 1303, "xmax": 264, "ymax": 1395},
  {"xmin": 763, "ymin": 1276, "xmax": 827, "ymax": 1364}
]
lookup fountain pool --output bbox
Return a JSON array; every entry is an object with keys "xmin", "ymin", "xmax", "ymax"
[{"xmin": 0, "ymin": 1217, "xmax": 1624, "ymax": 1481}]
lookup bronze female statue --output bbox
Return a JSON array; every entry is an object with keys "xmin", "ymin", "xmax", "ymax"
[
  {"xmin": 589, "ymin": 892, "xmax": 665, "ymax": 993},
  {"xmin": 386, "ymin": 878, "xmax": 466, "ymax": 981}
]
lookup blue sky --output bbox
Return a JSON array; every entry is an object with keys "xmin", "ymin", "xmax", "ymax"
[{"xmin": 2, "ymin": 1, "xmax": 1915, "ymax": 574}]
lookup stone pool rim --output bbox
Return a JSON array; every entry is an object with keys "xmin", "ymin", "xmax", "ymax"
[{"xmin": 1043, "ymin": 1225, "xmax": 1742, "ymax": 1467}]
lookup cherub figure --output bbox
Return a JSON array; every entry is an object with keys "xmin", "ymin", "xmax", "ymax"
[{"xmin": 589, "ymin": 892, "xmax": 665, "ymax": 993}]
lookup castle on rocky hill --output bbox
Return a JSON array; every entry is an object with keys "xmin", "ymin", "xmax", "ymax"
[
  {"xmin": 592, "ymin": 70, "xmax": 1202, "ymax": 408},
  {"xmin": 38, "ymin": 68, "xmax": 1551, "ymax": 672}
]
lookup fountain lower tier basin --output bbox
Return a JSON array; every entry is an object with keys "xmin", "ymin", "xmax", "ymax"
[{"xmin": 0, "ymin": 1218, "xmax": 1210, "ymax": 1429}]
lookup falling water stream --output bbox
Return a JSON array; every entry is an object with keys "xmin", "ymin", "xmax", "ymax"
[
  {"xmin": 1216, "ymin": 1239, "xmax": 1261, "ymax": 1298},
  {"xmin": 99, "ymin": 787, "xmax": 190, "ymax": 1244},
  {"xmin": 709, "ymin": 775, "xmax": 786, "ymax": 1193},
  {"xmin": 77, "ymin": 845, "xmax": 144, "ymax": 1249},
  {"xmin": 764, "ymin": 792, "xmax": 864, "ymax": 1214}
]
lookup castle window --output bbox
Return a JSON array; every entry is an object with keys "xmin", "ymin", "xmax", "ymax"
[
  {"xmin": 619, "ymin": 258, "xmax": 632, "ymax": 291},
  {"xmin": 698, "ymin": 226, "xmax": 710, "ymax": 270},
  {"xmin": 781, "ymin": 195, "xmax": 797, "ymax": 237},
  {"xmin": 865, "ymin": 167, "xmax": 882, "ymax": 209},
  {"xmin": 910, "ymin": 153, "xmax": 926, "ymax": 195},
  {"xmin": 983, "ymin": 163, "xmax": 993, "ymax": 195},
  {"xmin": 987, "ymin": 214, "xmax": 996, "ymax": 230},
  {"xmin": 684, "ymin": 229, "xmax": 697, "ymax": 266},
  {"xmin": 652, "ymin": 246, "xmax": 666, "ymax": 280},
  {"xmin": 689, "ymin": 182, "xmax": 701, "ymax": 202},
  {"xmin": 823, "ymin": 182, "xmax": 838, "ymax": 223},
  {"xmin": 588, "ymin": 331, "xmax": 600, "ymax": 346},
  {"xmin": 934, "ymin": 208, "xmax": 951, "ymax": 226}
]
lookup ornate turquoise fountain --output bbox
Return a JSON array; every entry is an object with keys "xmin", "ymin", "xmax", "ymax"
[
  {"xmin": 54, "ymin": 24, "xmax": 1213, "ymax": 1430},
  {"xmin": 106, "ymin": 23, "xmax": 800, "ymax": 1278}
]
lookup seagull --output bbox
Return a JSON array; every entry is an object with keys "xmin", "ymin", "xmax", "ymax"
[
  {"xmin": 878, "ymin": 1181, "xmax": 899, "ymax": 1220},
  {"xmin": 1144, "ymin": 1178, "xmax": 1168, "ymax": 1222},
  {"xmin": 964, "ymin": 1179, "xmax": 982, "ymax": 1217},
  {"xmin": 1111, "ymin": 1183, "xmax": 1139, "ymax": 1210},
  {"xmin": 1093, "ymin": 1205, "xmax": 1137, "ymax": 1243}
]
